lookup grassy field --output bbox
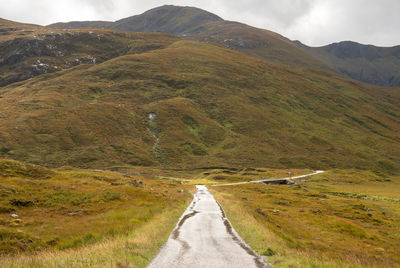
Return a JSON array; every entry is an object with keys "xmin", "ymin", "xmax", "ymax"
[
  {"xmin": 1, "ymin": 161, "xmax": 400, "ymax": 267},
  {"xmin": 211, "ymin": 169, "xmax": 400, "ymax": 267},
  {"xmin": 0, "ymin": 159, "xmax": 194, "ymax": 267}
]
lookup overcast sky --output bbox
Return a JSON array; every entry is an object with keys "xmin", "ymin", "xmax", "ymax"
[{"xmin": 1, "ymin": 0, "xmax": 399, "ymax": 47}]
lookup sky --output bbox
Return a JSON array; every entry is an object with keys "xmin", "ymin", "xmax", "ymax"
[{"xmin": 1, "ymin": 0, "xmax": 399, "ymax": 47}]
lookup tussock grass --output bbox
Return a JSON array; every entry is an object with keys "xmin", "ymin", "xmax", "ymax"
[
  {"xmin": 212, "ymin": 170, "xmax": 400, "ymax": 267},
  {"xmin": 0, "ymin": 160, "xmax": 193, "ymax": 266},
  {"xmin": 0, "ymin": 202, "xmax": 188, "ymax": 267}
]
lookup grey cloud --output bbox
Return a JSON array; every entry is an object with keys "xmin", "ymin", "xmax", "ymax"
[
  {"xmin": 215, "ymin": 0, "xmax": 316, "ymax": 28},
  {"xmin": 81, "ymin": 0, "xmax": 116, "ymax": 15},
  {"xmin": 286, "ymin": 0, "xmax": 400, "ymax": 46}
]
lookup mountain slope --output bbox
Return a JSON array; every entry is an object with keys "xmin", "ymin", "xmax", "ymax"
[
  {"xmin": 48, "ymin": 5, "xmax": 333, "ymax": 71},
  {"xmin": 48, "ymin": 5, "xmax": 400, "ymax": 86},
  {"xmin": 0, "ymin": 18, "xmax": 178, "ymax": 87},
  {"xmin": 182, "ymin": 20, "xmax": 330, "ymax": 70},
  {"xmin": 0, "ymin": 40, "xmax": 399, "ymax": 173},
  {"xmin": 296, "ymin": 40, "xmax": 400, "ymax": 86}
]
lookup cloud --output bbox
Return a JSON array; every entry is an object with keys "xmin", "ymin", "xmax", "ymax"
[
  {"xmin": 210, "ymin": 0, "xmax": 316, "ymax": 28},
  {"xmin": 81, "ymin": 0, "xmax": 116, "ymax": 16},
  {"xmin": 285, "ymin": 0, "xmax": 400, "ymax": 46},
  {"xmin": 0, "ymin": 0, "xmax": 399, "ymax": 46},
  {"xmin": 0, "ymin": 0, "xmax": 101, "ymax": 24}
]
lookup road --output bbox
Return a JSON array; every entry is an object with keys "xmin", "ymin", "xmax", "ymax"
[
  {"xmin": 211, "ymin": 170, "xmax": 325, "ymax": 187},
  {"xmin": 147, "ymin": 185, "xmax": 269, "ymax": 268}
]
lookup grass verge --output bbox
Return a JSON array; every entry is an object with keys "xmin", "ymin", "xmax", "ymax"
[{"xmin": 0, "ymin": 201, "xmax": 189, "ymax": 267}]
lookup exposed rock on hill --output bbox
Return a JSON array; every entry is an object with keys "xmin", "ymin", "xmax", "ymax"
[{"xmin": 0, "ymin": 18, "xmax": 177, "ymax": 86}]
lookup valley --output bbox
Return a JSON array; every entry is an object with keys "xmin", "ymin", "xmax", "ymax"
[{"xmin": 0, "ymin": 4, "xmax": 399, "ymax": 268}]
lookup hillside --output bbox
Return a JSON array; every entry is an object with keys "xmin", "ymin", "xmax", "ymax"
[
  {"xmin": 48, "ymin": 5, "xmax": 333, "ymax": 71},
  {"xmin": 296, "ymin": 40, "xmax": 400, "ymax": 86},
  {"xmin": 0, "ymin": 18, "xmax": 178, "ymax": 87},
  {"xmin": 0, "ymin": 37, "xmax": 399, "ymax": 173}
]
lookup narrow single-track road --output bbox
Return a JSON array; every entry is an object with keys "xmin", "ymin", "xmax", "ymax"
[
  {"xmin": 147, "ymin": 185, "xmax": 269, "ymax": 268},
  {"xmin": 211, "ymin": 170, "xmax": 325, "ymax": 187}
]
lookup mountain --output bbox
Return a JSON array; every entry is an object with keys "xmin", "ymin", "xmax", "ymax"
[
  {"xmin": 49, "ymin": 5, "xmax": 400, "ymax": 87},
  {"xmin": 295, "ymin": 40, "xmax": 400, "ymax": 87},
  {"xmin": 48, "ymin": 5, "xmax": 333, "ymax": 71},
  {"xmin": 47, "ymin": 5, "xmax": 222, "ymax": 34},
  {"xmin": 0, "ymin": 23, "xmax": 399, "ymax": 173},
  {"xmin": 110, "ymin": 5, "xmax": 222, "ymax": 34},
  {"xmin": 0, "ymin": 18, "xmax": 177, "ymax": 87}
]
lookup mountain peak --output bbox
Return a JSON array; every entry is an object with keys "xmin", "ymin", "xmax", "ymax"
[{"xmin": 111, "ymin": 5, "xmax": 223, "ymax": 34}]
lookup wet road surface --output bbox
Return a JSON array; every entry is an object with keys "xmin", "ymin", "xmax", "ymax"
[{"xmin": 147, "ymin": 185, "xmax": 268, "ymax": 268}]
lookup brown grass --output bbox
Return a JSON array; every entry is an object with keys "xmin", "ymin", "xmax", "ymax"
[
  {"xmin": 0, "ymin": 159, "xmax": 194, "ymax": 266},
  {"xmin": 211, "ymin": 169, "xmax": 400, "ymax": 267},
  {"xmin": 0, "ymin": 200, "xmax": 189, "ymax": 267}
]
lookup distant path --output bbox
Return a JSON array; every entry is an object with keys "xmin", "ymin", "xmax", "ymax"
[
  {"xmin": 147, "ymin": 185, "xmax": 269, "ymax": 268},
  {"xmin": 211, "ymin": 170, "xmax": 325, "ymax": 187}
]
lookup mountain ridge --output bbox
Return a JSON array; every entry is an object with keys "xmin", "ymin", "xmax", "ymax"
[
  {"xmin": 48, "ymin": 20, "xmax": 113, "ymax": 29},
  {"xmin": 48, "ymin": 5, "xmax": 400, "ymax": 87},
  {"xmin": 296, "ymin": 40, "xmax": 400, "ymax": 86},
  {"xmin": 48, "ymin": 5, "xmax": 334, "ymax": 72}
]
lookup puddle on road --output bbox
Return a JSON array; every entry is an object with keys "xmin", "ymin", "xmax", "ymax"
[
  {"xmin": 169, "ymin": 186, "xmax": 268, "ymax": 268},
  {"xmin": 172, "ymin": 210, "xmax": 199, "ymax": 239}
]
